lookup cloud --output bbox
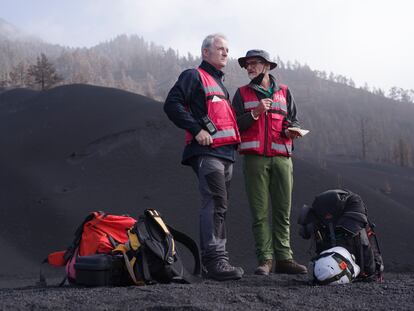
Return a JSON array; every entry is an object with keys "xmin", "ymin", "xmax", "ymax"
[{"xmin": 2, "ymin": 0, "xmax": 413, "ymax": 90}]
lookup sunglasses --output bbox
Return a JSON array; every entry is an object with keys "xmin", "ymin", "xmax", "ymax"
[{"xmin": 244, "ymin": 60, "xmax": 264, "ymax": 68}]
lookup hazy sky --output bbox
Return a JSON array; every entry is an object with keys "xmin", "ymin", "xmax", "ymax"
[{"xmin": 1, "ymin": 0, "xmax": 413, "ymax": 91}]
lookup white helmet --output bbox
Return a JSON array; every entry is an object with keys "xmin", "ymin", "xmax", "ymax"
[{"xmin": 309, "ymin": 246, "xmax": 360, "ymax": 285}]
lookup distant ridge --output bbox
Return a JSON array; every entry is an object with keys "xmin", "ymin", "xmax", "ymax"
[{"xmin": 0, "ymin": 17, "xmax": 40, "ymax": 42}]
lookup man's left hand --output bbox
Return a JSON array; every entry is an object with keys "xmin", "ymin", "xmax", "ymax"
[{"xmin": 286, "ymin": 129, "xmax": 301, "ymax": 139}]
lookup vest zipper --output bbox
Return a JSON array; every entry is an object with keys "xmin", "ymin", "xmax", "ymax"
[{"xmin": 264, "ymin": 112, "xmax": 269, "ymax": 156}]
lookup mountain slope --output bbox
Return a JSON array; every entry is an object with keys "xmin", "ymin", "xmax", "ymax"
[{"xmin": 0, "ymin": 84, "xmax": 412, "ymax": 276}]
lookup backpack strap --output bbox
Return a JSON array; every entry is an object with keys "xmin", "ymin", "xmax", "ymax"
[
  {"xmin": 112, "ymin": 229, "xmax": 146, "ymax": 285},
  {"xmin": 328, "ymin": 222, "xmax": 336, "ymax": 247},
  {"xmin": 355, "ymin": 231, "xmax": 365, "ymax": 276},
  {"xmin": 64, "ymin": 212, "xmax": 103, "ymax": 262},
  {"xmin": 167, "ymin": 224, "xmax": 202, "ymax": 283},
  {"xmin": 39, "ymin": 211, "xmax": 98, "ymax": 288},
  {"xmin": 167, "ymin": 225, "xmax": 201, "ymax": 276},
  {"xmin": 366, "ymin": 223, "xmax": 384, "ymax": 282}
]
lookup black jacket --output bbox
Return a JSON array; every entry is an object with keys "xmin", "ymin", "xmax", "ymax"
[{"xmin": 164, "ymin": 61, "xmax": 236, "ymax": 165}]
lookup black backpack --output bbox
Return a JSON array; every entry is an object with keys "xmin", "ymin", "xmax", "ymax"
[
  {"xmin": 113, "ymin": 209, "xmax": 202, "ymax": 285},
  {"xmin": 298, "ymin": 189, "xmax": 384, "ymax": 281}
]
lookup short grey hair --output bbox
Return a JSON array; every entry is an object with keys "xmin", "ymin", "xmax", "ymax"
[{"xmin": 201, "ymin": 33, "xmax": 227, "ymax": 58}]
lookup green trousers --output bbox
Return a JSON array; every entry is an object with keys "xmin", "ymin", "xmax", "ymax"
[{"xmin": 243, "ymin": 154, "xmax": 293, "ymax": 262}]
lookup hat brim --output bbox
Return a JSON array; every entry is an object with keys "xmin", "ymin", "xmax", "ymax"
[{"xmin": 238, "ymin": 56, "xmax": 277, "ymax": 70}]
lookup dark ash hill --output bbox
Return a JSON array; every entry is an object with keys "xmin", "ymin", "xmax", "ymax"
[{"xmin": 0, "ymin": 84, "xmax": 413, "ymax": 279}]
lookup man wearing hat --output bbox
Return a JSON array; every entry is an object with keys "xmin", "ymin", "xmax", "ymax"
[{"xmin": 232, "ymin": 49, "xmax": 307, "ymax": 275}]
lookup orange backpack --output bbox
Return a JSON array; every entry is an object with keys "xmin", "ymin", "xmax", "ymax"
[{"xmin": 47, "ymin": 211, "xmax": 136, "ymax": 267}]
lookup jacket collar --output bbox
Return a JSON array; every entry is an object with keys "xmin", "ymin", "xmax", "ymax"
[
  {"xmin": 199, "ymin": 60, "xmax": 225, "ymax": 80},
  {"xmin": 248, "ymin": 74, "xmax": 280, "ymax": 93}
]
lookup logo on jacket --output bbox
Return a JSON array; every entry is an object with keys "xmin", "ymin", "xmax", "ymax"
[{"xmin": 211, "ymin": 96, "xmax": 223, "ymax": 102}]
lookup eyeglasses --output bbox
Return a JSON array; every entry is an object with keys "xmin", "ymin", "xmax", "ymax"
[{"xmin": 244, "ymin": 60, "xmax": 264, "ymax": 68}]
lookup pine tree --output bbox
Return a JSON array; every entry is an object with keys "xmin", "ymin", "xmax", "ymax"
[
  {"xmin": 27, "ymin": 53, "xmax": 62, "ymax": 90},
  {"xmin": 0, "ymin": 71, "xmax": 9, "ymax": 88},
  {"xmin": 9, "ymin": 61, "xmax": 28, "ymax": 87}
]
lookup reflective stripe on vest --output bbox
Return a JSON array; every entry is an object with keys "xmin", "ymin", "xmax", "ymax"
[
  {"xmin": 245, "ymin": 101, "xmax": 287, "ymax": 113},
  {"xmin": 240, "ymin": 141, "xmax": 260, "ymax": 150},
  {"xmin": 204, "ymin": 85, "xmax": 224, "ymax": 95},
  {"xmin": 271, "ymin": 101, "xmax": 287, "ymax": 112},
  {"xmin": 244, "ymin": 101, "xmax": 260, "ymax": 109},
  {"xmin": 213, "ymin": 128, "xmax": 236, "ymax": 139},
  {"xmin": 271, "ymin": 142, "xmax": 291, "ymax": 153}
]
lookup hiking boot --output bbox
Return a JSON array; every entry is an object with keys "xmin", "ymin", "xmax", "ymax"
[
  {"xmin": 254, "ymin": 259, "xmax": 273, "ymax": 276},
  {"xmin": 275, "ymin": 259, "xmax": 308, "ymax": 274},
  {"xmin": 205, "ymin": 260, "xmax": 244, "ymax": 281}
]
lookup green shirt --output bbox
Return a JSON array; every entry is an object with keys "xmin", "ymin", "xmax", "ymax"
[{"xmin": 257, "ymin": 82, "xmax": 274, "ymax": 98}]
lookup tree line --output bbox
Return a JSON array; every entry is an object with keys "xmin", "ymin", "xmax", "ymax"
[
  {"xmin": 1, "ymin": 53, "xmax": 62, "ymax": 90},
  {"xmin": 1, "ymin": 34, "xmax": 414, "ymax": 103}
]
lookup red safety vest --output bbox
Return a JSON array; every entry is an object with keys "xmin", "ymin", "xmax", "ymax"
[
  {"xmin": 185, "ymin": 68, "xmax": 240, "ymax": 148},
  {"xmin": 238, "ymin": 84, "xmax": 292, "ymax": 157}
]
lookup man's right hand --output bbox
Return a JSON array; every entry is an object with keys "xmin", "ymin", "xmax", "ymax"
[
  {"xmin": 195, "ymin": 129, "xmax": 213, "ymax": 146},
  {"xmin": 252, "ymin": 98, "xmax": 272, "ymax": 117}
]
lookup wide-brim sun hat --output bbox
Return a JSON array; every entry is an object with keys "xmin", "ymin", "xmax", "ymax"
[{"xmin": 238, "ymin": 49, "xmax": 277, "ymax": 69}]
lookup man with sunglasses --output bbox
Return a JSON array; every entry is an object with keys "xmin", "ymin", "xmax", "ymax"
[{"xmin": 232, "ymin": 49, "xmax": 307, "ymax": 276}]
